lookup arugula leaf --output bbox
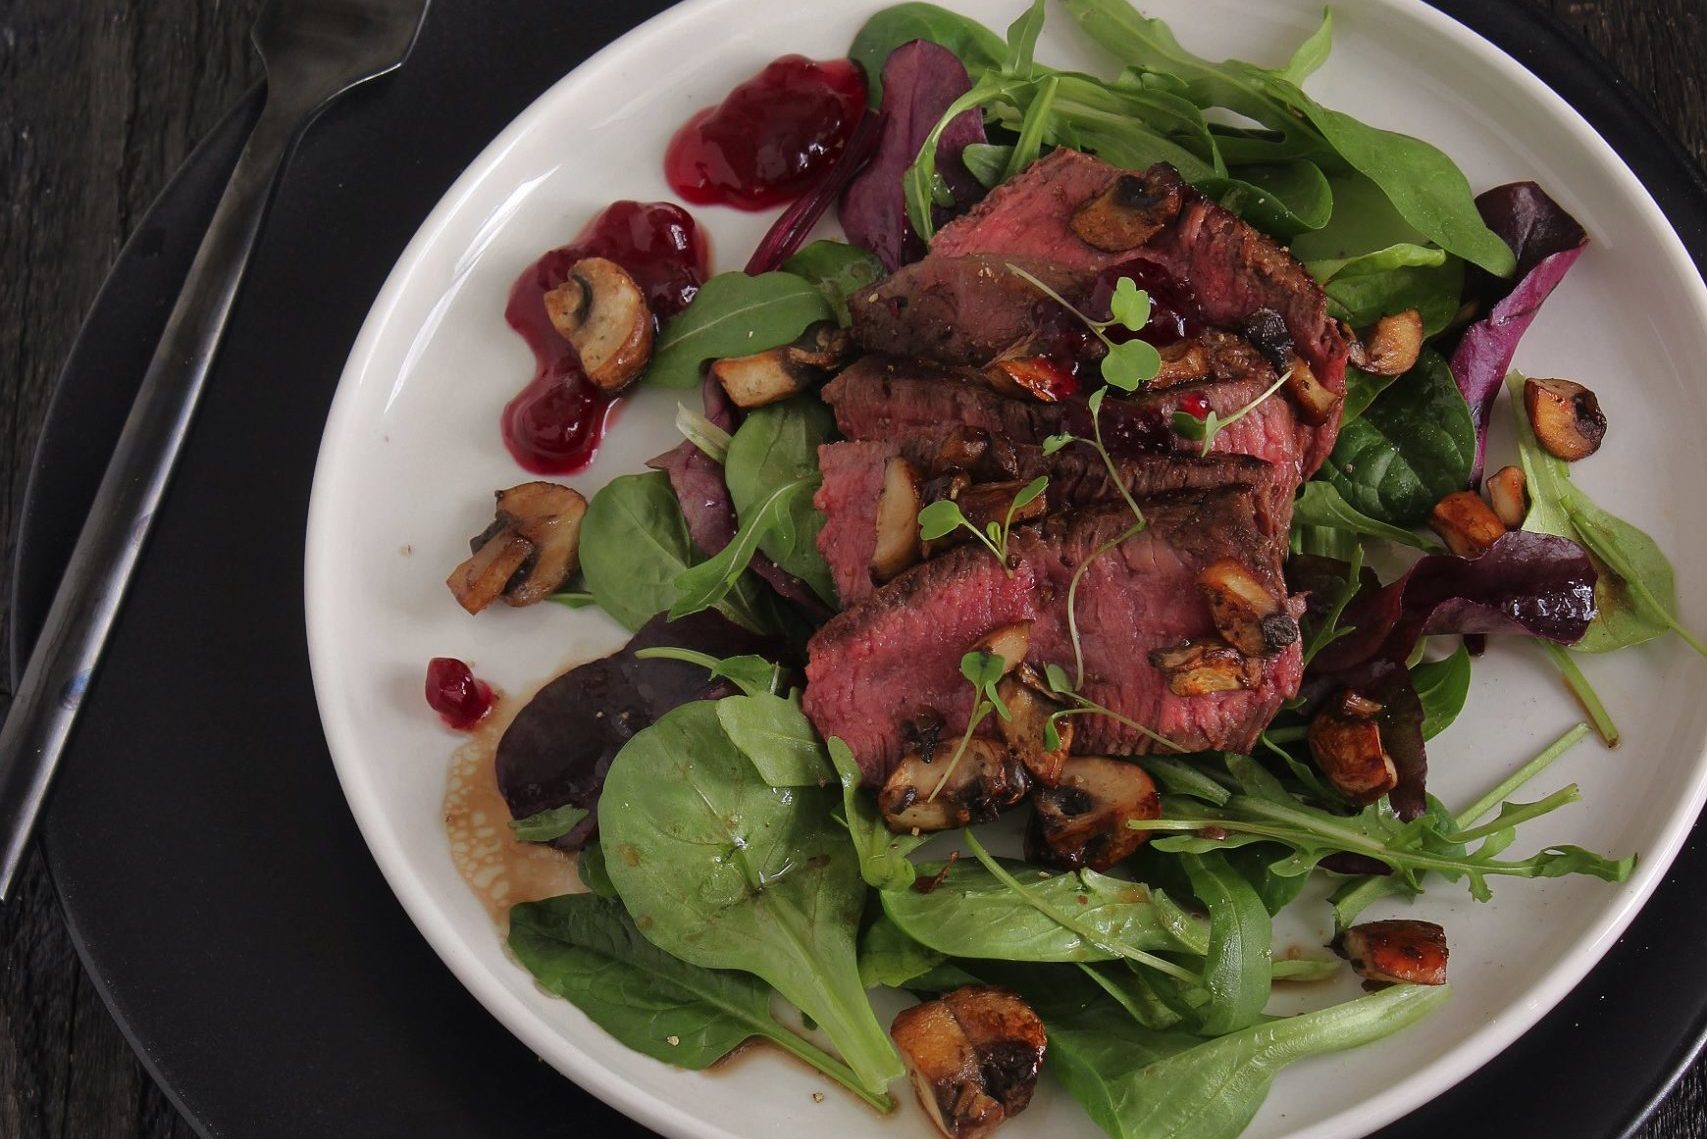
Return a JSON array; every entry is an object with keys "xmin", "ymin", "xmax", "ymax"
[
  {"xmin": 781, "ymin": 240, "xmax": 886, "ymax": 327},
  {"xmin": 828, "ymin": 738, "xmax": 927, "ymax": 891},
  {"xmin": 849, "ymin": 2, "xmax": 1007, "ymax": 105},
  {"xmin": 631, "ymin": 647, "xmax": 781, "ymax": 698},
  {"xmin": 1179, "ymin": 851, "xmax": 1271, "ymax": 1035},
  {"xmin": 1413, "ymin": 644, "xmax": 1472, "ymax": 741},
  {"xmin": 717, "ymin": 692, "xmax": 832, "ymax": 787},
  {"xmin": 670, "ymin": 477, "xmax": 815, "ymax": 620},
  {"xmin": 1003, "ymin": 0, "xmax": 1047, "ymax": 77},
  {"xmin": 509, "ymin": 894, "xmax": 892, "ymax": 1111},
  {"xmin": 1510, "ymin": 374, "xmax": 1707, "ymax": 657},
  {"xmin": 1278, "ymin": 8, "xmax": 1333, "ymax": 85},
  {"xmin": 1324, "ymin": 349, "xmax": 1475, "ymax": 526},
  {"xmin": 508, "ymin": 803, "xmax": 590, "ymax": 843},
  {"xmin": 580, "ymin": 472, "xmax": 770, "ymax": 633},
  {"xmin": 599, "ymin": 703, "xmax": 903, "ymax": 1095},
  {"xmin": 725, "ymin": 397, "xmax": 838, "ymax": 605},
  {"xmin": 1291, "ymin": 480, "xmax": 1442, "ymax": 552},
  {"xmin": 647, "ymin": 272, "xmax": 835, "ymax": 390}
]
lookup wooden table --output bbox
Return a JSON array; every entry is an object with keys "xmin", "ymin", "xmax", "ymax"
[{"xmin": 3, "ymin": 1, "xmax": 1705, "ymax": 1135}]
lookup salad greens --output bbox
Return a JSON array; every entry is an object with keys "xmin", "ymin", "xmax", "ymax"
[{"xmin": 471, "ymin": 4, "xmax": 1680, "ymax": 1138}]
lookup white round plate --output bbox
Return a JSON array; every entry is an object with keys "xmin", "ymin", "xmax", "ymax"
[{"xmin": 304, "ymin": 2, "xmax": 1707, "ymax": 1136}]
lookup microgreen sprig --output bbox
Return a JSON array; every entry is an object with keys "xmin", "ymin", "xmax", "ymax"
[
  {"xmin": 1039, "ymin": 661, "xmax": 1186, "ymax": 754},
  {"xmin": 1170, "ymin": 369, "xmax": 1292, "ymax": 458},
  {"xmin": 926, "ymin": 651, "xmax": 1012, "ymax": 802},
  {"xmin": 1043, "ymin": 387, "xmax": 1147, "ymax": 531},
  {"xmin": 917, "ymin": 475, "xmax": 1048, "ymax": 577},
  {"xmin": 1006, "ymin": 264, "xmax": 1162, "ymax": 391}
]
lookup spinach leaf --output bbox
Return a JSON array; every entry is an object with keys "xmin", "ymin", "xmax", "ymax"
[
  {"xmin": 508, "ymin": 894, "xmax": 892, "ymax": 1111},
  {"xmin": 670, "ymin": 477, "xmax": 816, "ymax": 620},
  {"xmin": 1210, "ymin": 160, "xmax": 1332, "ymax": 238},
  {"xmin": 1277, "ymin": 8, "xmax": 1332, "ymax": 85},
  {"xmin": 1222, "ymin": 842, "xmax": 1312, "ymax": 917},
  {"xmin": 1042, "ymin": 980, "xmax": 1450, "ymax": 1139},
  {"xmin": 828, "ymin": 738, "xmax": 926, "ymax": 891},
  {"xmin": 647, "ymin": 272, "xmax": 835, "ymax": 390},
  {"xmin": 850, "ymin": 2, "xmax": 1007, "ymax": 105},
  {"xmin": 717, "ymin": 692, "xmax": 832, "ymax": 787},
  {"xmin": 858, "ymin": 913, "xmax": 950, "ymax": 989},
  {"xmin": 577, "ymin": 844, "xmax": 617, "ymax": 898},
  {"xmin": 1324, "ymin": 349, "xmax": 1475, "ymax": 526},
  {"xmin": 1310, "ymin": 243, "xmax": 1466, "ymax": 337},
  {"xmin": 508, "ymin": 803, "xmax": 589, "ymax": 843},
  {"xmin": 1510, "ymin": 374, "xmax": 1707, "ymax": 657},
  {"xmin": 881, "ymin": 857, "xmax": 1208, "ymax": 962},
  {"xmin": 1180, "ymin": 851, "xmax": 1271, "ymax": 1035},
  {"xmin": 725, "ymin": 398, "xmax": 839, "ymax": 605},
  {"xmin": 1413, "ymin": 644, "xmax": 1472, "ymax": 740},
  {"xmin": 580, "ymin": 472, "xmax": 770, "ymax": 634},
  {"xmin": 1340, "ymin": 366, "xmax": 1398, "ymax": 424},
  {"xmin": 1291, "ymin": 481, "xmax": 1442, "ymax": 552},
  {"xmin": 782, "ymin": 240, "xmax": 886, "ymax": 327},
  {"xmin": 960, "ymin": 141, "xmax": 1014, "ymax": 187},
  {"xmin": 600, "ymin": 703, "xmax": 903, "ymax": 1094}
]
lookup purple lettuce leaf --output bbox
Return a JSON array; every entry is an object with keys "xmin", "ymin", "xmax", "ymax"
[
  {"xmin": 1449, "ymin": 182, "xmax": 1588, "ymax": 482},
  {"xmin": 839, "ymin": 40, "xmax": 987, "ymax": 270}
]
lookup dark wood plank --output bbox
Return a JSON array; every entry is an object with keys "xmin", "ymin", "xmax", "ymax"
[{"xmin": 0, "ymin": 0, "xmax": 1702, "ymax": 1136}]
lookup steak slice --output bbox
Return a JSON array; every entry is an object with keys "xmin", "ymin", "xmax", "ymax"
[
  {"xmin": 1011, "ymin": 496, "xmax": 1303, "ymax": 758},
  {"xmin": 928, "ymin": 149, "xmax": 1348, "ymax": 475},
  {"xmin": 823, "ymin": 352, "xmax": 1303, "ymax": 482},
  {"xmin": 813, "ymin": 437, "xmax": 1291, "ymax": 606},
  {"xmin": 802, "ymin": 544, "xmax": 1038, "ymax": 785},
  {"xmin": 847, "ymin": 253, "xmax": 1085, "ymax": 366}
]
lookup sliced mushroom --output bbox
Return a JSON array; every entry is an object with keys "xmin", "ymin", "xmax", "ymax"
[
  {"xmin": 1335, "ymin": 920, "xmax": 1449, "ymax": 986},
  {"xmin": 927, "ymin": 427, "xmax": 993, "ymax": 476},
  {"xmin": 1026, "ymin": 756, "xmax": 1161, "ymax": 871},
  {"xmin": 891, "ymin": 986, "xmax": 1047, "ymax": 1139},
  {"xmin": 1151, "ymin": 339, "xmax": 1211, "ymax": 388},
  {"xmin": 956, "ymin": 480, "xmax": 1048, "ymax": 535},
  {"xmin": 446, "ymin": 482, "xmax": 588, "ymax": 613},
  {"xmin": 543, "ymin": 257, "xmax": 653, "ymax": 393},
  {"xmin": 1070, "ymin": 172, "xmax": 1183, "ymax": 252},
  {"xmin": 1350, "ymin": 309, "xmax": 1424, "ymax": 377},
  {"xmin": 879, "ymin": 740, "xmax": 1029, "ymax": 834},
  {"xmin": 1282, "ymin": 354, "xmax": 1341, "ymax": 425},
  {"xmin": 984, "ymin": 356, "xmax": 1076, "ymax": 403},
  {"xmin": 996, "ymin": 668, "xmax": 1071, "ymax": 785},
  {"xmin": 1148, "ymin": 638, "xmax": 1262, "ymax": 696},
  {"xmin": 873, "ymin": 458, "xmax": 925, "ymax": 582},
  {"xmin": 711, "ymin": 322, "xmax": 854, "ymax": 409},
  {"xmin": 1197, "ymin": 558, "xmax": 1298, "ymax": 657},
  {"xmin": 1524, "ymin": 376, "xmax": 1607, "ymax": 461},
  {"xmin": 972, "ymin": 622, "xmax": 1032, "ymax": 674},
  {"xmin": 1308, "ymin": 690, "xmax": 1397, "ymax": 803},
  {"xmin": 1484, "ymin": 465, "xmax": 1528, "ymax": 530},
  {"xmin": 1429, "ymin": 490, "xmax": 1505, "ymax": 558}
]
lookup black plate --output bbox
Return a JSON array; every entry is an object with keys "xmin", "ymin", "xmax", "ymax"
[{"xmin": 12, "ymin": 2, "xmax": 1707, "ymax": 1136}]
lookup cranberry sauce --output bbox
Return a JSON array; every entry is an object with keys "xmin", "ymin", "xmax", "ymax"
[
  {"xmin": 665, "ymin": 55, "xmax": 867, "ymax": 210},
  {"xmin": 1089, "ymin": 258, "xmax": 1205, "ymax": 348},
  {"xmin": 503, "ymin": 201, "xmax": 710, "ymax": 474},
  {"xmin": 426, "ymin": 657, "xmax": 494, "ymax": 730}
]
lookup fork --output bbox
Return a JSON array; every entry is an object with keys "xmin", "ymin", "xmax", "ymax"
[{"xmin": 0, "ymin": 0, "xmax": 432, "ymax": 900}]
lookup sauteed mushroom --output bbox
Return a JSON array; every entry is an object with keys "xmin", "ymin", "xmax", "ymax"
[
  {"xmin": 543, "ymin": 257, "xmax": 653, "ymax": 393},
  {"xmin": 1524, "ymin": 376, "xmax": 1606, "ymax": 461},
  {"xmin": 1026, "ymin": 756, "xmax": 1161, "ymax": 871},
  {"xmin": 891, "ymin": 986, "xmax": 1047, "ymax": 1139},
  {"xmin": 1335, "ymin": 920, "xmax": 1449, "ymax": 986},
  {"xmin": 447, "ymin": 482, "xmax": 588, "ymax": 613}
]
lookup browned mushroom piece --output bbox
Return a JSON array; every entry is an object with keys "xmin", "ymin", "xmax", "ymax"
[
  {"xmin": 1069, "ymin": 171, "xmax": 1183, "ymax": 253},
  {"xmin": 1524, "ymin": 376, "xmax": 1607, "ymax": 461},
  {"xmin": 1026, "ymin": 756, "xmax": 1161, "ymax": 871},
  {"xmin": 879, "ymin": 740, "xmax": 1030, "ymax": 834},
  {"xmin": 1150, "ymin": 339, "xmax": 1212, "ymax": 388},
  {"xmin": 543, "ymin": 257, "xmax": 654, "ymax": 393},
  {"xmin": 1335, "ymin": 919, "xmax": 1449, "ymax": 986},
  {"xmin": 1148, "ymin": 638, "xmax": 1263, "ymax": 696},
  {"xmin": 1351, "ymin": 309, "xmax": 1424, "ymax": 377},
  {"xmin": 955, "ymin": 480, "xmax": 1048, "ymax": 536},
  {"xmin": 927, "ymin": 428, "xmax": 993, "ymax": 476},
  {"xmin": 983, "ymin": 357, "xmax": 1073, "ymax": 403},
  {"xmin": 891, "ymin": 986, "xmax": 1047, "ymax": 1139},
  {"xmin": 1428, "ymin": 490, "xmax": 1505, "ymax": 558},
  {"xmin": 996, "ymin": 667, "xmax": 1071, "ymax": 786},
  {"xmin": 446, "ymin": 482, "xmax": 589, "ymax": 613},
  {"xmin": 1484, "ymin": 465, "xmax": 1528, "ymax": 530},
  {"xmin": 872, "ymin": 457, "xmax": 925, "ymax": 582},
  {"xmin": 972, "ymin": 622, "xmax": 1032, "ymax": 673},
  {"xmin": 1308, "ymin": 690, "xmax": 1398, "ymax": 803},
  {"xmin": 1197, "ymin": 558, "xmax": 1299, "ymax": 657},
  {"xmin": 1282, "ymin": 354, "xmax": 1342, "ymax": 425},
  {"xmin": 711, "ymin": 322, "xmax": 854, "ymax": 409}
]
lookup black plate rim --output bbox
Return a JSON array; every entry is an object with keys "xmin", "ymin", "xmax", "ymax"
[{"xmin": 12, "ymin": 3, "xmax": 1707, "ymax": 1137}]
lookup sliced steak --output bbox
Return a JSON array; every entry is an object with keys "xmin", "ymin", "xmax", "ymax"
[
  {"xmin": 927, "ymin": 149, "xmax": 1348, "ymax": 475},
  {"xmin": 1011, "ymin": 496, "xmax": 1303, "ymax": 757},
  {"xmin": 802, "ymin": 544, "xmax": 1038, "ymax": 785},
  {"xmin": 848, "ymin": 253, "xmax": 1084, "ymax": 366},
  {"xmin": 823, "ymin": 352, "xmax": 1303, "ymax": 482},
  {"xmin": 814, "ymin": 439, "xmax": 898, "ymax": 607}
]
